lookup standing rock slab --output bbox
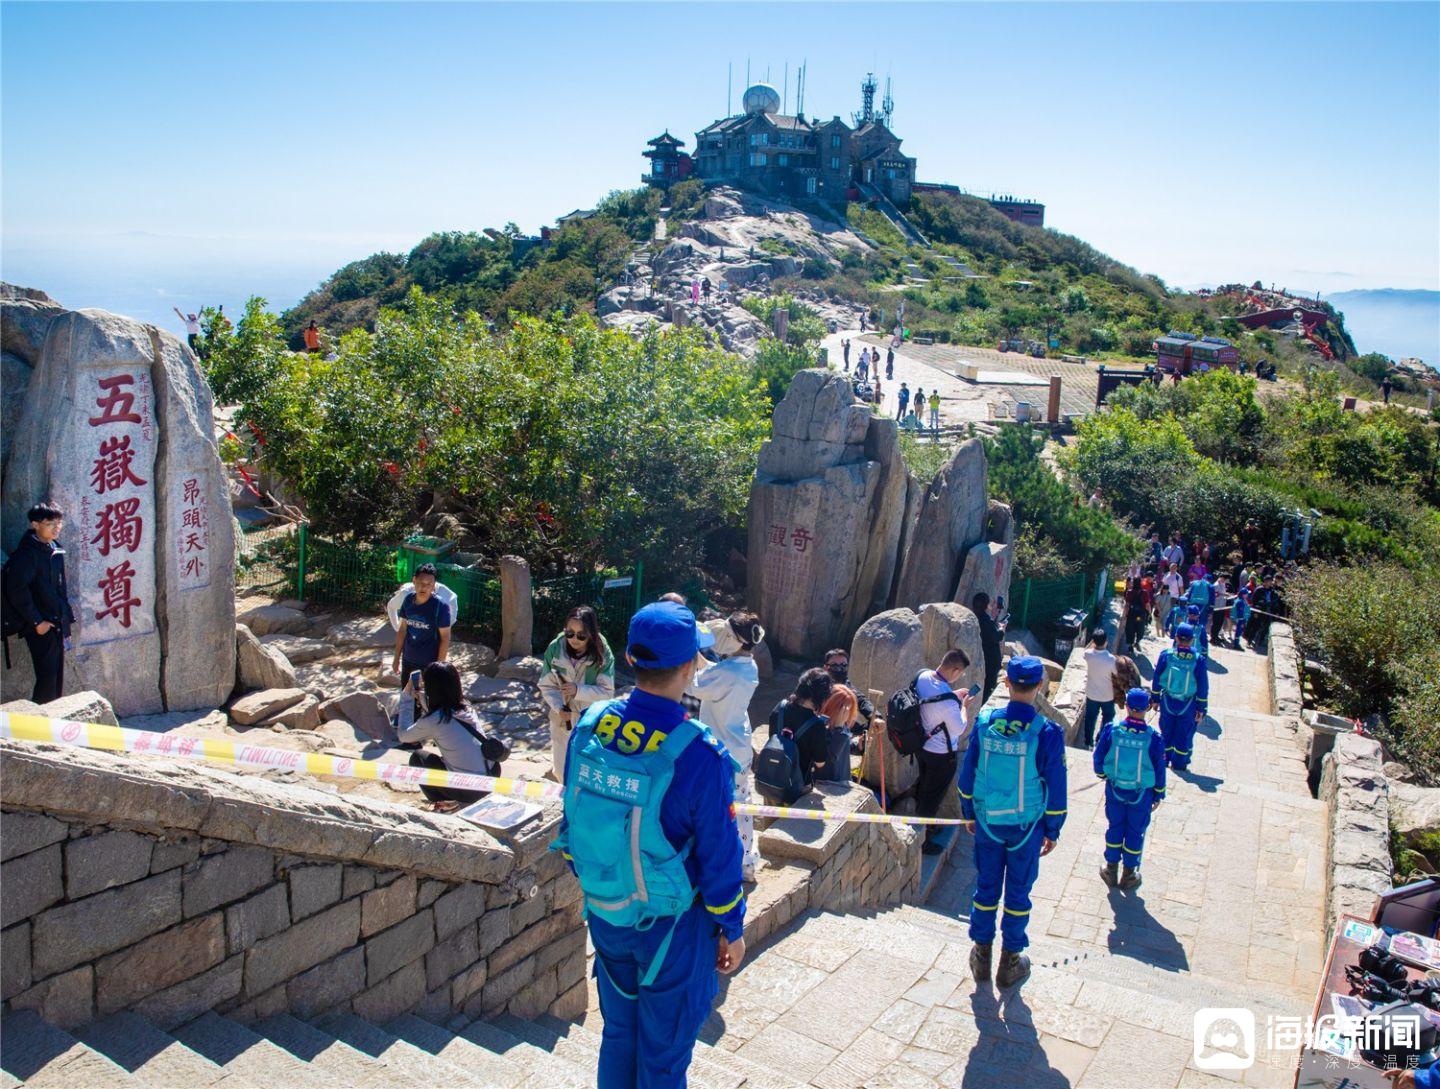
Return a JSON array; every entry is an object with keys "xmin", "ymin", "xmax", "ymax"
[
  {"xmin": 318, "ymin": 692, "xmax": 391, "ymax": 741},
  {"xmin": 746, "ymin": 370, "xmax": 912, "ymax": 660},
  {"xmin": 229, "ymin": 688, "xmax": 307, "ymax": 726},
  {"xmin": 850, "ymin": 608, "xmax": 927, "ymax": 798},
  {"xmin": 893, "ymin": 439, "xmax": 989, "ymax": 612},
  {"xmin": 236, "ymin": 625, "xmax": 298, "ymax": 692},
  {"xmin": 919, "ymin": 602, "xmax": 985, "ymax": 701},
  {"xmin": 1, "ymin": 298, "xmax": 235, "ymax": 715},
  {"xmin": 953, "ymin": 540, "xmax": 1014, "ymax": 618},
  {"xmin": 258, "ymin": 694, "xmax": 322, "ymax": 730}
]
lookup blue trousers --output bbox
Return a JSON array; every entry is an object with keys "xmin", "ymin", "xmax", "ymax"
[
  {"xmin": 1159, "ymin": 703, "xmax": 1198, "ymax": 770},
  {"xmin": 591, "ymin": 902, "xmax": 718, "ymax": 1089},
  {"xmin": 1103, "ymin": 787, "xmax": 1156, "ymax": 868},
  {"xmin": 969, "ymin": 822, "xmax": 1043, "ymax": 952}
]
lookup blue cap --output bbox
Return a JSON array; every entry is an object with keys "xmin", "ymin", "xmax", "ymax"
[
  {"xmin": 1126, "ymin": 687, "xmax": 1151, "ymax": 712},
  {"xmin": 1176, "ymin": 623, "xmax": 1196, "ymax": 641},
  {"xmin": 626, "ymin": 602, "xmax": 714, "ymax": 670},
  {"xmin": 1006, "ymin": 655, "xmax": 1045, "ymax": 685},
  {"xmin": 1187, "ymin": 603, "xmax": 1201, "ymax": 615}
]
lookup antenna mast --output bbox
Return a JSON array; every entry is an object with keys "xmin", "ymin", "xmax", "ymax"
[
  {"xmin": 797, "ymin": 61, "xmax": 806, "ymax": 117},
  {"xmin": 853, "ymin": 72, "xmax": 877, "ymax": 126},
  {"xmin": 882, "ymin": 76, "xmax": 894, "ymax": 126}
]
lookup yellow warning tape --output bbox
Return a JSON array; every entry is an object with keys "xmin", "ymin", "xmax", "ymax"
[
  {"xmin": 0, "ymin": 711, "xmax": 564, "ymax": 802},
  {"xmin": 2, "ymin": 712, "xmax": 973, "ymax": 827}
]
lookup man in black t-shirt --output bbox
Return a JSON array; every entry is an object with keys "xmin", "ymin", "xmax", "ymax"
[
  {"xmin": 391, "ymin": 563, "xmax": 453, "ymax": 682},
  {"xmin": 767, "ymin": 668, "xmax": 834, "ymax": 792},
  {"xmin": 972, "ymin": 592, "xmax": 1004, "ymax": 702}
]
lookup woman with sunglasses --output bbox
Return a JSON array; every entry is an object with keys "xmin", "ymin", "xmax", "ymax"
[{"xmin": 539, "ymin": 605, "xmax": 616, "ymax": 782}]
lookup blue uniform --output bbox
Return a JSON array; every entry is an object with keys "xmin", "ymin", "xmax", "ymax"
[
  {"xmin": 958, "ymin": 702, "xmax": 1067, "ymax": 952},
  {"xmin": 1152, "ymin": 647, "xmax": 1209, "ymax": 770},
  {"xmin": 557, "ymin": 689, "xmax": 745, "ymax": 1089},
  {"xmin": 1093, "ymin": 715, "xmax": 1167, "ymax": 867}
]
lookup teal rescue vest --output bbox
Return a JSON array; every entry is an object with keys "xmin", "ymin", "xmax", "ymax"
[
  {"xmin": 1158, "ymin": 653, "xmax": 1199, "ymax": 705},
  {"xmin": 1105, "ymin": 724, "xmax": 1157, "ymax": 803},
  {"xmin": 1187, "ymin": 580, "xmax": 1214, "ymax": 609},
  {"xmin": 973, "ymin": 710, "xmax": 1047, "ymax": 847},
  {"xmin": 551, "ymin": 700, "xmax": 699, "ymax": 941}
]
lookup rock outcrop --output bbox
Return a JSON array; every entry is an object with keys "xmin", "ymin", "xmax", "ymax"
[
  {"xmin": 0, "ymin": 290, "xmax": 235, "ymax": 716},
  {"xmin": 893, "ymin": 439, "xmax": 989, "ymax": 612},
  {"xmin": 236, "ymin": 625, "xmax": 298, "ymax": 693}
]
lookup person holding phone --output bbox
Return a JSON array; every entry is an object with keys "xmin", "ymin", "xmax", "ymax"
[{"xmin": 915, "ymin": 648, "xmax": 978, "ymax": 855}]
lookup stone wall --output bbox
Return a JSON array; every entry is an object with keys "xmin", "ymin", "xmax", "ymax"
[
  {"xmin": 745, "ymin": 782, "xmax": 921, "ymax": 947},
  {"xmin": 0, "ymin": 739, "xmax": 583, "ymax": 1030},
  {"xmin": 1318, "ymin": 732, "xmax": 1392, "ymax": 943},
  {"xmin": 1267, "ymin": 623, "xmax": 1309, "ymax": 750}
]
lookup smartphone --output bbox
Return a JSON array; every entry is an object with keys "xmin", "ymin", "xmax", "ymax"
[{"xmin": 967, "ymin": 684, "xmax": 982, "ymax": 699}]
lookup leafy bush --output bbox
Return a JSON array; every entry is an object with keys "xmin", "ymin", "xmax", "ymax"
[
  {"xmin": 898, "ymin": 432, "xmax": 953, "ymax": 483},
  {"xmin": 1012, "ymin": 524, "xmax": 1076, "ymax": 581},
  {"xmin": 752, "ymin": 339, "xmax": 819, "ymax": 407},
  {"xmin": 1065, "ymin": 407, "xmax": 1200, "ymax": 528},
  {"xmin": 209, "ymin": 291, "xmax": 771, "ymax": 575}
]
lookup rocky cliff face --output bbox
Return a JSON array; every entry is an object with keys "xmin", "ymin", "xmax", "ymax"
[{"xmin": 1, "ymin": 285, "xmax": 235, "ymax": 715}]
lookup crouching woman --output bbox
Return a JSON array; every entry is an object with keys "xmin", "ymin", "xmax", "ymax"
[{"xmin": 399, "ymin": 662, "xmax": 509, "ymax": 811}]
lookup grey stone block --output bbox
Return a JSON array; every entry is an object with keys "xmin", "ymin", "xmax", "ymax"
[
  {"xmin": 95, "ymin": 912, "xmax": 226, "ymax": 1015},
  {"xmin": 425, "ymin": 923, "xmax": 479, "ymax": 991},
  {"xmin": 1, "ymin": 811, "xmax": 68, "ymax": 862},
  {"xmin": 183, "ymin": 845, "xmax": 273, "ymax": 917},
  {"xmin": 66, "ymin": 830, "xmax": 154, "ymax": 899},
  {"xmin": 1, "ymin": 842, "xmax": 62, "ymax": 928},
  {"xmin": 352, "ymin": 959, "xmax": 425, "ymax": 1023},
  {"xmin": 150, "ymin": 836, "xmax": 202, "ymax": 873},
  {"xmin": 477, "ymin": 904, "xmax": 511, "ymax": 957},
  {"xmin": 342, "ymin": 866, "xmax": 376, "ymax": 898},
  {"xmin": 287, "ymin": 863, "xmax": 342, "ymax": 921},
  {"xmin": 477, "ymin": 957, "xmax": 534, "ymax": 1016},
  {"xmin": 10, "ymin": 964, "xmax": 93, "ymax": 1028},
  {"xmin": 417, "ymin": 880, "xmax": 446, "ymax": 909},
  {"xmin": 451, "ymin": 959, "xmax": 487, "ymax": 1005},
  {"xmin": 243, "ymin": 897, "xmax": 361, "ymax": 997},
  {"xmin": 132, "ymin": 953, "xmax": 244, "ymax": 1030},
  {"xmin": 1, "ymin": 920, "xmax": 32, "ymax": 1000},
  {"xmin": 32, "ymin": 869, "xmax": 182, "ymax": 978},
  {"xmin": 488, "ymin": 913, "xmax": 571, "ymax": 979},
  {"xmin": 360, "ymin": 873, "xmax": 416, "ymax": 936},
  {"xmin": 365, "ymin": 909, "xmax": 434, "ymax": 986},
  {"xmin": 433, "ymin": 882, "xmax": 485, "ymax": 941},
  {"xmin": 287, "ymin": 946, "xmax": 366, "ymax": 1019},
  {"xmin": 225, "ymin": 884, "xmax": 291, "ymax": 953}
]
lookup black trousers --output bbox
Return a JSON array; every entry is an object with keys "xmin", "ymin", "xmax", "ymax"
[
  {"xmin": 409, "ymin": 750, "xmax": 484, "ymax": 805},
  {"xmin": 915, "ymin": 749, "xmax": 959, "ymax": 838},
  {"xmin": 23, "ymin": 627, "xmax": 64, "ymax": 704}
]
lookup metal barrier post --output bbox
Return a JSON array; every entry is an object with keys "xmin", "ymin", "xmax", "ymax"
[
  {"xmin": 296, "ymin": 523, "xmax": 308, "ymax": 604},
  {"xmin": 634, "ymin": 560, "xmax": 644, "ymax": 613}
]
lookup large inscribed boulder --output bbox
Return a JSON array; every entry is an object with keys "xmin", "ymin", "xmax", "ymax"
[
  {"xmin": 893, "ymin": 439, "xmax": 989, "ymax": 612},
  {"xmin": 1, "ymin": 294, "xmax": 235, "ymax": 715}
]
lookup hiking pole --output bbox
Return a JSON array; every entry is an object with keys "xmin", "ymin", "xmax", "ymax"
[{"xmin": 869, "ymin": 688, "xmax": 887, "ymax": 811}]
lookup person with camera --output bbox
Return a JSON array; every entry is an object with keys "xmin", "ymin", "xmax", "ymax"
[{"xmin": 396, "ymin": 662, "xmax": 508, "ymax": 812}]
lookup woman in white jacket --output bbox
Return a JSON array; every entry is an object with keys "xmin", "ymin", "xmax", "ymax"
[
  {"xmin": 689, "ymin": 610, "xmax": 766, "ymax": 882},
  {"xmin": 538, "ymin": 606, "xmax": 616, "ymax": 782}
]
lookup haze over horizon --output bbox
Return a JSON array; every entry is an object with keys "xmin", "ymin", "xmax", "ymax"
[{"xmin": 3, "ymin": 2, "xmax": 1437, "ymax": 358}]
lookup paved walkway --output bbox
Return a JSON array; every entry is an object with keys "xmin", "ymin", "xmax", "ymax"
[{"xmin": 695, "ymin": 635, "xmax": 1327, "ymax": 1087}]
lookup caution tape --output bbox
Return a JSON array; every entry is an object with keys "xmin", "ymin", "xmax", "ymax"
[
  {"xmin": 736, "ymin": 802, "xmax": 965, "ymax": 827},
  {"xmin": 0, "ymin": 711, "xmax": 564, "ymax": 802}
]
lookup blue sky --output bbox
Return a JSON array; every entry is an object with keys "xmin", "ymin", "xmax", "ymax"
[{"xmin": 3, "ymin": 1, "xmax": 1437, "ymax": 334}]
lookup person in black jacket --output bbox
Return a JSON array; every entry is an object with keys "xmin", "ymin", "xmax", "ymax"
[
  {"xmin": 5, "ymin": 502, "xmax": 74, "ymax": 703},
  {"xmin": 767, "ymin": 668, "xmax": 834, "ymax": 793},
  {"xmin": 972, "ymin": 592, "xmax": 1004, "ymax": 702}
]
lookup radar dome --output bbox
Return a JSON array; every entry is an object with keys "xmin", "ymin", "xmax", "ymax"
[{"xmin": 742, "ymin": 83, "xmax": 781, "ymax": 115}]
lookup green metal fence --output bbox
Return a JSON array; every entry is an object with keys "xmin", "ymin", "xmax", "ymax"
[
  {"xmin": 234, "ymin": 521, "xmax": 640, "ymax": 649},
  {"xmin": 1011, "ymin": 568, "xmax": 1112, "ymax": 631}
]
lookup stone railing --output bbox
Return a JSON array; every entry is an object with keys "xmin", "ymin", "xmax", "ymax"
[
  {"xmin": 1318, "ymin": 732, "xmax": 1393, "ymax": 942},
  {"xmin": 745, "ymin": 782, "xmax": 921, "ymax": 947},
  {"xmin": 0, "ymin": 739, "xmax": 582, "ymax": 1030},
  {"xmin": 1268, "ymin": 623, "xmax": 1305, "ymax": 729}
]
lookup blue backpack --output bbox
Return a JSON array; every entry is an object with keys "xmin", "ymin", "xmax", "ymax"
[
  {"xmin": 1158, "ymin": 653, "xmax": 1199, "ymax": 704},
  {"xmin": 1187, "ymin": 579, "xmax": 1214, "ymax": 609},
  {"xmin": 973, "ymin": 710, "xmax": 1048, "ymax": 846},
  {"xmin": 550, "ymin": 699, "xmax": 708, "ymax": 988},
  {"xmin": 1104, "ymin": 724, "xmax": 1157, "ymax": 802}
]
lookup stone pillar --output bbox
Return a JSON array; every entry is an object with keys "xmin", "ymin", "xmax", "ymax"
[
  {"xmin": 499, "ymin": 556, "xmax": 533, "ymax": 659},
  {"xmin": 1047, "ymin": 376, "xmax": 1062, "ymax": 424},
  {"xmin": 773, "ymin": 308, "xmax": 790, "ymax": 343}
]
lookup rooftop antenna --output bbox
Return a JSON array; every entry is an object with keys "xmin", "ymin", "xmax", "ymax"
[
  {"xmin": 882, "ymin": 76, "xmax": 894, "ymax": 126},
  {"xmin": 853, "ymin": 71, "xmax": 877, "ymax": 126},
  {"xmin": 797, "ymin": 60, "xmax": 806, "ymax": 117},
  {"xmin": 783, "ymin": 61, "xmax": 788, "ymax": 113}
]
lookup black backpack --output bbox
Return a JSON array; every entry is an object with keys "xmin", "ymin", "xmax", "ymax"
[
  {"xmin": 0, "ymin": 556, "xmax": 27, "ymax": 670},
  {"xmin": 886, "ymin": 676, "xmax": 961, "ymax": 757},
  {"xmin": 754, "ymin": 704, "xmax": 823, "ymax": 805}
]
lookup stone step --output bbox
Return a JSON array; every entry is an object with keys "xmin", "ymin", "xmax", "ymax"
[
  {"xmin": 315, "ymin": 1012, "xmax": 494, "ymax": 1089},
  {"xmin": 76, "ymin": 1010, "xmax": 253, "ymax": 1088},
  {"xmin": 171, "ymin": 1012, "xmax": 344, "ymax": 1089},
  {"xmin": 382, "ymin": 1014, "xmax": 527, "ymax": 1089},
  {"xmin": 452, "ymin": 1018, "xmax": 595, "ymax": 1089},
  {"xmin": 253, "ymin": 1014, "xmax": 415, "ymax": 1089},
  {"xmin": 0, "ymin": 1010, "xmax": 146, "ymax": 1089},
  {"xmin": 531, "ymin": 1013, "xmax": 797, "ymax": 1089}
]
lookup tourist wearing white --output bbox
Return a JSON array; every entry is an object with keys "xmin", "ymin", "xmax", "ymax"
[{"xmin": 1081, "ymin": 629, "xmax": 1118, "ymax": 748}]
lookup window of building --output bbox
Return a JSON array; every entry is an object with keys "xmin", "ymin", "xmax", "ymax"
[
  {"xmin": 778, "ymin": 154, "xmax": 788, "ymax": 166},
  {"xmin": 831, "ymin": 134, "xmax": 842, "ymax": 148},
  {"xmin": 758, "ymin": 153, "xmax": 767, "ymax": 165},
  {"xmin": 807, "ymin": 177, "xmax": 818, "ymax": 195},
  {"xmin": 830, "ymin": 156, "xmax": 841, "ymax": 170}
]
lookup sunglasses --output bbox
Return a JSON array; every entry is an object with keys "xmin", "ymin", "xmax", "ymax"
[{"xmin": 564, "ymin": 630, "xmax": 590, "ymax": 641}]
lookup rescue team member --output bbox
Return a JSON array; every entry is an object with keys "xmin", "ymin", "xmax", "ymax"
[
  {"xmin": 553, "ymin": 602, "xmax": 746, "ymax": 1089},
  {"xmin": 1153, "ymin": 623, "xmax": 1209, "ymax": 771},
  {"xmin": 1094, "ymin": 688, "xmax": 1167, "ymax": 891},
  {"xmin": 959, "ymin": 656, "xmax": 1068, "ymax": 990}
]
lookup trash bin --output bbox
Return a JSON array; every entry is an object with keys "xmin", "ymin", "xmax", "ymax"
[
  {"xmin": 398, "ymin": 535, "xmax": 456, "ymax": 580},
  {"xmin": 1053, "ymin": 607, "xmax": 1089, "ymax": 659}
]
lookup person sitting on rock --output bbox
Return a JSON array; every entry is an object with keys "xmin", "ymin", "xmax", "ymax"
[
  {"xmin": 539, "ymin": 605, "xmax": 616, "ymax": 784},
  {"xmin": 398, "ymin": 662, "xmax": 508, "ymax": 812}
]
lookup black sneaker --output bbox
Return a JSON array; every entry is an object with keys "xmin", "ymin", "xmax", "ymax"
[
  {"xmin": 995, "ymin": 948, "xmax": 1031, "ymax": 989},
  {"xmin": 969, "ymin": 943, "xmax": 992, "ymax": 982}
]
